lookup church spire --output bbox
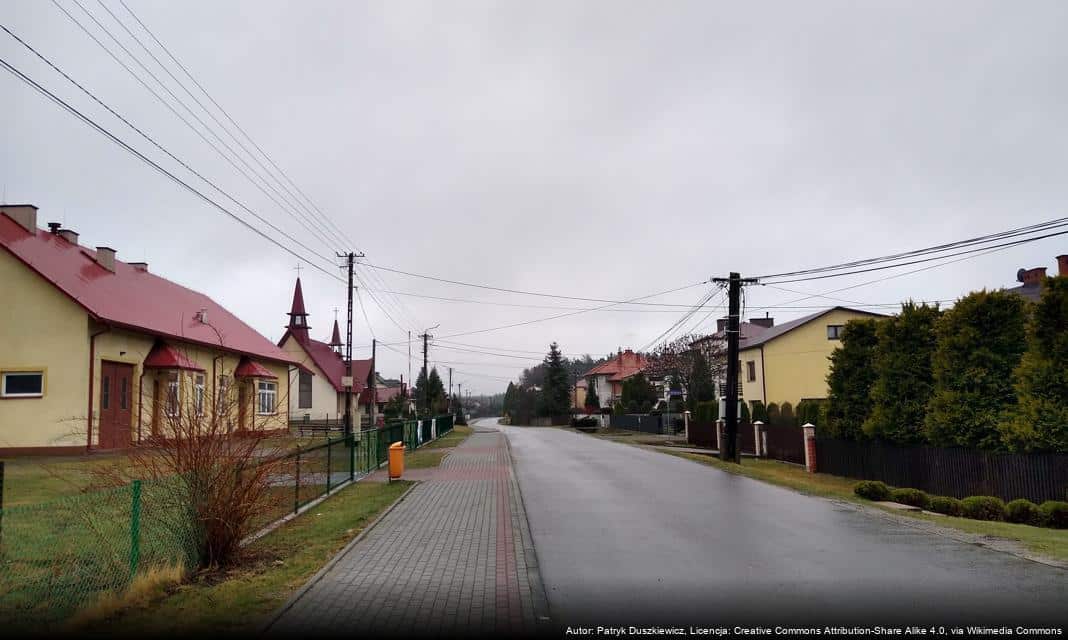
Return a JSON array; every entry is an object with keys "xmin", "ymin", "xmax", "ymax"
[
  {"xmin": 286, "ymin": 277, "xmax": 310, "ymax": 343},
  {"xmin": 329, "ymin": 310, "xmax": 343, "ymax": 354}
]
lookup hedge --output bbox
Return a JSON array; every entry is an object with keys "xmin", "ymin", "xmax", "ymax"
[{"xmin": 961, "ymin": 496, "xmax": 1007, "ymax": 521}]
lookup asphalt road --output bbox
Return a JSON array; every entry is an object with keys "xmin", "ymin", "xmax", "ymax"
[{"xmin": 499, "ymin": 423, "xmax": 1068, "ymax": 628}]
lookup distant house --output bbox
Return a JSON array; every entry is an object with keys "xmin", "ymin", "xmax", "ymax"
[
  {"xmin": 582, "ymin": 348, "xmax": 649, "ymax": 407},
  {"xmin": 1004, "ymin": 254, "xmax": 1067, "ymax": 303},
  {"xmin": 572, "ymin": 378, "xmax": 588, "ymax": 411},
  {"xmin": 0, "ymin": 205, "xmax": 303, "ymax": 454},
  {"xmin": 278, "ymin": 277, "xmax": 377, "ymax": 425},
  {"xmin": 733, "ymin": 307, "xmax": 887, "ymax": 410}
]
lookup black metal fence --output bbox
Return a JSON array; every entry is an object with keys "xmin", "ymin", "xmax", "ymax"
[
  {"xmin": 816, "ymin": 438, "xmax": 1068, "ymax": 503},
  {"xmin": 764, "ymin": 423, "xmax": 805, "ymax": 464},
  {"xmin": 609, "ymin": 414, "xmax": 663, "ymax": 434}
]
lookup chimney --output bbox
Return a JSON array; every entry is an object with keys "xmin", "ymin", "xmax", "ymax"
[
  {"xmin": 1058, "ymin": 255, "xmax": 1068, "ymax": 278},
  {"xmin": 750, "ymin": 317, "xmax": 775, "ymax": 329},
  {"xmin": 1017, "ymin": 267, "xmax": 1047, "ymax": 286},
  {"xmin": 129, "ymin": 261, "xmax": 148, "ymax": 272},
  {"xmin": 95, "ymin": 246, "xmax": 116, "ymax": 272},
  {"xmin": 58, "ymin": 229, "xmax": 79, "ymax": 245},
  {"xmin": 716, "ymin": 318, "xmax": 728, "ymax": 333},
  {"xmin": 1, "ymin": 204, "xmax": 38, "ymax": 234}
]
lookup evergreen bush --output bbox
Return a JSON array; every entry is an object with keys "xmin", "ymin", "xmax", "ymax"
[
  {"xmin": 890, "ymin": 487, "xmax": 930, "ymax": 509},
  {"xmin": 960, "ymin": 496, "xmax": 1006, "ymax": 521},
  {"xmin": 1039, "ymin": 501, "xmax": 1068, "ymax": 529},
  {"xmin": 928, "ymin": 496, "xmax": 964, "ymax": 516},
  {"xmin": 854, "ymin": 481, "xmax": 891, "ymax": 501},
  {"xmin": 1005, "ymin": 499, "xmax": 1042, "ymax": 525}
]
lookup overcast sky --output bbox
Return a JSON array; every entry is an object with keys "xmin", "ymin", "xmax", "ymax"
[{"xmin": 4, "ymin": 0, "xmax": 1068, "ymax": 393}]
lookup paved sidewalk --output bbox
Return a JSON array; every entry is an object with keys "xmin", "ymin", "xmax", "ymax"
[{"xmin": 267, "ymin": 424, "xmax": 548, "ymax": 636}]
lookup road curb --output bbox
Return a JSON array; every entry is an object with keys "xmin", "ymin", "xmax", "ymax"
[
  {"xmin": 259, "ymin": 481, "xmax": 420, "ymax": 634},
  {"xmin": 502, "ymin": 426, "xmax": 554, "ymax": 633}
]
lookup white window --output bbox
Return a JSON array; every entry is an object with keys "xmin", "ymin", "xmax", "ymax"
[
  {"xmin": 216, "ymin": 375, "xmax": 230, "ymax": 414},
  {"xmin": 827, "ymin": 324, "xmax": 845, "ymax": 340},
  {"xmin": 257, "ymin": 380, "xmax": 277, "ymax": 415},
  {"xmin": 1, "ymin": 371, "xmax": 44, "ymax": 398},
  {"xmin": 193, "ymin": 373, "xmax": 205, "ymax": 416},
  {"xmin": 165, "ymin": 371, "xmax": 181, "ymax": 417}
]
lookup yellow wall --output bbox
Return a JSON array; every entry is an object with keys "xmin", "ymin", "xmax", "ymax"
[
  {"xmin": 0, "ymin": 248, "xmax": 289, "ymax": 450},
  {"xmin": 740, "ymin": 309, "xmax": 884, "ymax": 408},
  {"xmin": 280, "ymin": 335, "xmax": 342, "ymax": 418},
  {"xmin": 93, "ymin": 330, "xmax": 289, "ymax": 442},
  {"xmin": 0, "ymin": 249, "xmax": 90, "ymax": 449}
]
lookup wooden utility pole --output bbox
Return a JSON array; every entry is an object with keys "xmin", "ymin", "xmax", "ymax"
[
  {"xmin": 337, "ymin": 251, "xmax": 364, "ymax": 437},
  {"xmin": 448, "ymin": 367, "xmax": 453, "ymax": 413},
  {"xmin": 370, "ymin": 338, "xmax": 377, "ymax": 427},
  {"xmin": 712, "ymin": 272, "xmax": 756, "ymax": 463}
]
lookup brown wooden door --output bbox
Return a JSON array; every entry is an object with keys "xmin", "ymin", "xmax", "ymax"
[{"xmin": 99, "ymin": 361, "xmax": 134, "ymax": 449}]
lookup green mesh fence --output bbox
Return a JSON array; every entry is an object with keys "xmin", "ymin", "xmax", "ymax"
[{"xmin": 0, "ymin": 478, "xmax": 200, "ymax": 627}]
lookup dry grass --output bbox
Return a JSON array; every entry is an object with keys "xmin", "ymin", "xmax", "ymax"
[{"xmin": 66, "ymin": 562, "xmax": 186, "ymax": 630}]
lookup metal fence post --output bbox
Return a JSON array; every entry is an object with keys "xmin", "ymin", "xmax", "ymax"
[
  {"xmin": 294, "ymin": 448, "xmax": 301, "ymax": 514},
  {"xmin": 129, "ymin": 479, "xmax": 142, "ymax": 578},
  {"xmin": 326, "ymin": 437, "xmax": 333, "ymax": 493},
  {"xmin": 349, "ymin": 433, "xmax": 356, "ymax": 480},
  {"xmin": 0, "ymin": 461, "xmax": 5, "ymax": 547}
]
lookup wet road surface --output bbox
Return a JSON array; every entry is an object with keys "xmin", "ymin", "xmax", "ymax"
[{"xmin": 503, "ymin": 424, "xmax": 1068, "ymax": 628}]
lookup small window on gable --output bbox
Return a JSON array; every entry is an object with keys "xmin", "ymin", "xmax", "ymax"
[
  {"xmin": 827, "ymin": 324, "xmax": 845, "ymax": 340},
  {"xmin": 2, "ymin": 371, "xmax": 44, "ymax": 398}
]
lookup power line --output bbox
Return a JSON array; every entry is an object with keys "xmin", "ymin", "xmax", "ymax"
[
  {"xmin": 433, "ymin": 281, "xmax": 709, "ymax": 340},
  {"xmin": 0, "ymin": 22, "xmax": 340, "ymax": 272},
  {"xmin": 113, "ymin": 0, "xmax": 357, "ymax": 250},
  {"xmin": 53, "ymin": 0, "xmax": 341, "ymax": 256},
  {"xmin": 757, "ymin": 220, "xmax": 1068, "ymax": 284},
  {"xmin": 0, "ymin": 53, "xmax": 347, "ymax": 285}
]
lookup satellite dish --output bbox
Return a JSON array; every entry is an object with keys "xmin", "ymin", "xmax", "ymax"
[{"xmin": 1017, "ymin": 268, "xmax": 1027, "ymax": 283}]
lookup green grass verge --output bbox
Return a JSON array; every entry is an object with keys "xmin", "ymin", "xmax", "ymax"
[
  {"xmin": 422, "ymin": 425, "xmax": 473, "ymax": 450},
  {"xmin": 403, "ymin": 425, "xmax": 474, "ymax": 469},
  {"xmin": 86, "ymin": 480, "xmax": 412, "ymax": 634},
  {"xmin": 659, "ymin": 449, "xmax": 1068, "ymax": 562},
  {"xmin": 1, "ymin": 454, "xmax": 131, "ymax": 506}
]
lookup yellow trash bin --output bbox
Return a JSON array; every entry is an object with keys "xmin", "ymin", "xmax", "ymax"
[{"xmin": 388, "ymin": 442, "xmax": 405, "ymax": 480}]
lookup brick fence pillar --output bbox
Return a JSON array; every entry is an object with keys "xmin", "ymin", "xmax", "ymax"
[
  {"xmin": 802, "ymin": 423, "xmax": 817, "ymax": 473},
  {"xmin": 752, "ymin": 421, "xmax": 764, "ymax": 457}
]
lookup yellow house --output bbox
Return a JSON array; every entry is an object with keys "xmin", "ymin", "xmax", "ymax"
[
  {"xmin": 0, "ymin": 205, "xmax": 305, "ymax": 455},
  {"xmin": 738, "ymin": 307, "xmax": 887, "ymax": 410}
]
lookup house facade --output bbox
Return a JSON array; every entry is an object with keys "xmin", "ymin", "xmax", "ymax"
[
  {"xmin": 736, "ymin": 307, "xmax": 887, "ymax": 409},
  {"xmin": 581, "ymin": 348, "xmax": 648, "ymax": 408},
  {"xmin": 0, "ymin": 205, "xmax": 301, "ymax": 454},
  {"xmin": 278, "ymin": 277, "xmax": 377, "ymax": 425}
]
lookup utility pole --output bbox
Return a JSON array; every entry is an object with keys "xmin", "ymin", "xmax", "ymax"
[
  {"xmin": 712, "ymin": 272, "xmax": 756, "ymax": 463},
  {"xmin": 336, "ymin": 251, "xmax": 364, "ymax": 437},
  {"xmin": 370, "ymin": 338, "xmax": 377, "ymax": 427},
  {"xmin": 448, "ymin": 367, "xmax": 453, "ymax": 413},
  {"xmin": 417, "ymin": 326, "xmax": 437, "ymax": 415}
]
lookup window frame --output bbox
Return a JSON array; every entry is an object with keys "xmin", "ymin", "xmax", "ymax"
[
  {"xmin": 746, "ymin": 360, "xmax": 757, "ymax": 383},
  {"xmin": 827, "ymin": 324, "xmax": 845, "ymax": 340},
  {"xmin": 257, "ymin": 379, "xmax": 277, "ymax": 416},
  {"xmin": 298, "ymin": 370, "xmax": 313, "ymax": 409},
  {"xmin": 1, "ymin": 370, "xmax": 46, "ymax": 399},
  {"xmin": 164, "ymin": 371, "xmax": 181, "ymax": 418},
  {"xmin": 193, "ymin": 373, "xmax": 206, "ymax": 417}
]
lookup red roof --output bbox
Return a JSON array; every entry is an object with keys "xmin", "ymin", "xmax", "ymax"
[
  {"xmin": 583, "ymin": 349, "xmax": 648, "ymax": 382},
  {"xmin": 281, "ymin": 330, "xmax": 373, "ymax": 393},
  {"xmin": 143, "ymin": 341, "xmax": 205, "ymax": 371},
  {"xmin": 234, "ymin": 356, "xmax": 277, "ymax": 379},
  {"xmin": 359, "ymin": 385, "xmax": 404, "ymax": 405},
  {"xmin": 1, "ymin": 214, "xmax": 300, "ymax": 367}
]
